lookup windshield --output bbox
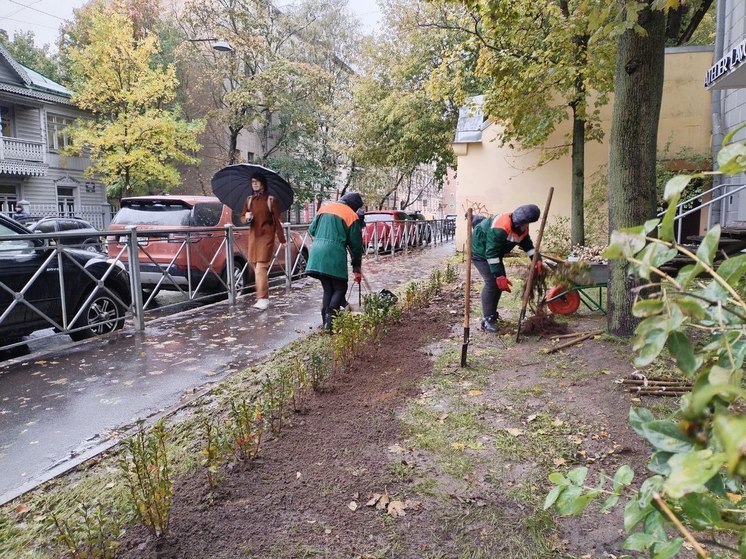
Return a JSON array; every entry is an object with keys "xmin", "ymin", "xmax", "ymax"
[
  {"xmin": 112, "ymin": 204, "xmax": 192, "ymax": 226},
  {"xmin": 0, "ymin": 222, "xmax": 35, "ymax": 254},
  {"xmin": 365, "ymin": 214, "xmax": 395, "ymax": 223}
]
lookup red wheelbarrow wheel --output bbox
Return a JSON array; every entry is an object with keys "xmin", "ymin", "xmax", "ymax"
[{"xmin": 546, "ymin": 285, "xmax": 581, "ymax": 315}]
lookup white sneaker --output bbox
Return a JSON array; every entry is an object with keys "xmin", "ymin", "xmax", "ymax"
[{"xmin": 253, "ymin": 298, "xmax": 269, "ymax": 310}]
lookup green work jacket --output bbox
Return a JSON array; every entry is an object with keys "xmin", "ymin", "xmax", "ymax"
[{"xmin": 307, "ymin": 202, "xmax": 363, "ymax": 280}]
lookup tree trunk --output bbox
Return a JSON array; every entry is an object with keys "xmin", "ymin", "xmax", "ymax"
[
  {"xmin": 571, "ymin": 107, "xmax": 585, "ymax": 246},
  {"xmin": 607, "ymin": 4, "xmax": 666, "ymax": 336},
  {"xmin": 228, "ymin": 127, "xmax": 239, "ymax": 165}
]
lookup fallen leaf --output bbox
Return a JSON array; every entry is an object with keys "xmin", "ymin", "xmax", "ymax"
[
  {"xmin": 348, "ymin": 501, "xmax": 358, "ymax": 511},
  {"xmin": 551, "ymin": 419, "xmax": 564, "ymax": 427},
  {"xmin": 552, "ymin": 457, "xmax": 566, "ymax": 466},
  {"xmin": 505, "ymin": 428, "xmax": 524, "ymax": 437},
  {"xmin": 388, "ymin": 444, "xmax": 404, "ymax": 454},
  {"xmin": 404, "ymin": 499, "xmax": 422, "ymax": 511},
  {"xmin": 296, "ymin": 471, "xmax": 301, "ymax": 479},
  {"xmin": 387, "ymin": 500, "xmax": 406, "ymax": 517},
  {"xmin": 324, "ymin": 528, "xmax": 332, "ymax": 534},
  {"xmin": 727, "ymin": 492, "xmax": 743, "ymax": 503},
  {"xmin": 377, "ymin": 492, "xmax": 391, "ymax": 511},
  {"xmin": 366, "ymin": 493, "xmax": 382, "ymax": 507},
  {"xmin": 13, "ymin": 504, "xmax": 31, "ymax": 516},
  {"xmin": 527, "ymin": 414, "xmax": 538, "ymax": 422},
  {"xmin": 451, "ymin": 442, "xmax": 466, "ymax": 451},
  {"xmin": 437, "ymin": 414, "xmax": 449, "ymax": 423},
  {"xmin": 467, "ymin": 390, "xmax": 483, "ymax": 396}
]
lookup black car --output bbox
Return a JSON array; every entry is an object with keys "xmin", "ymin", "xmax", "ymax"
[
  {"xmin": 27, "ymin": 216, "xmax": 103, "ymax": 251},
  {"xmin": 407, "ymin": 212, "xmax": 432, "ymax": 244},
  {"xmin": 444, "ymin": 214, "xmax": 457, "ymax": 235},
  {"xmin": 0, "ymin": 214, "xmax": 131, "ymax": 353}
]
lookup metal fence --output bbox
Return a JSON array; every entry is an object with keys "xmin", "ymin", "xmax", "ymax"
[{"xmin": 0, "ymin": 220, "xmax": 454, "ymax": 354}]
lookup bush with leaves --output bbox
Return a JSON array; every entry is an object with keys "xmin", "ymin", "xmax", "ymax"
[
  {"xmin": 48, "ymin": 500, "xmax": 124, "ymax": 559},
  {"xmin": 545, "ymin": 130, "xmax": 746, "ymax": 558},
  {"xmin": 119, "ymin": 420, "xmax": 172, "ymax": 538}
]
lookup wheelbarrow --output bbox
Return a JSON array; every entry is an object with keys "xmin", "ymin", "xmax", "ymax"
[{"xmin": 542, "ymin": 259, "xmax": 609, "ymax": 315}]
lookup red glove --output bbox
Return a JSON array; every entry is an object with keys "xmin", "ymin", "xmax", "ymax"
[
  {"xmin": 495, "ymin": 276, "xmax": 512, "ymax": 292},
  {"xmin": 353, "ymin": 272, "xmax": 362, "ymax": 284},
  {"xmin": 533, "ymin": 260, "xmax": 544, "ymax": 277}
]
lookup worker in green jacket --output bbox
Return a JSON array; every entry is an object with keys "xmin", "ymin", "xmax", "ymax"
[
  {"xmin": 471, "ymin": 204, "xmax": 543, "ymax": 332},
  {"xmin": 307, "ymin": 192, "xmax": 365, "ymax": 332}
]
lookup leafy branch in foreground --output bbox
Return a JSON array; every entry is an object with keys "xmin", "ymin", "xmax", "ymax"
[{"xmin": 545, "ymin": 132, "xmax": 746, "ymax": 558}]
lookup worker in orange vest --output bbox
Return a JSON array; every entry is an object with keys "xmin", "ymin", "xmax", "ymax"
[{"xmin": 471, "ymin": 204, "xmax": 543, "ymax": 332}]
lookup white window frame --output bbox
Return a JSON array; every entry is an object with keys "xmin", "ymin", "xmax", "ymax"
[{"xmin": 47, "ymin": 114, "xmax": 75, "ymax": 151}]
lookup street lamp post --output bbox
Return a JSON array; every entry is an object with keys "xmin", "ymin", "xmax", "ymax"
[{"xmin": 184, "ymin": 38, "xmax": 233, "ymax": 52}]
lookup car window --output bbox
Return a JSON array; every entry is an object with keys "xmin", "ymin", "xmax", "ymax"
[
  {"xmin": 364, "ymin": 214, "xmax": 394, "ymax": 223},
  {"xmin": 112, "ymin": 203, "xmax": 192, "ymax": 226},
  {"xmin": 0, "ymin": 223, "xmax": 35, "ymax": 254},
  {"xmin": 191, "ymin": 203, "xmax": 223, "ymax": 227},
  {"xmin": 59, "ymin": 220, "xmax": 80, "ymax": 232},
  {"xmin": 34, "ymin": 221, "xmax": 57, "ymax": 234}
]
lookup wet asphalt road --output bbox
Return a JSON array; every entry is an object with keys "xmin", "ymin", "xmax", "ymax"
[{"xmin": 0, "ymin": 241, "xmax": 455, "ymax": 504}]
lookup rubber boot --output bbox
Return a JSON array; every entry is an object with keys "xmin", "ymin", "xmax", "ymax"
[
  {"xmin": 480, "ymin": 314, "xmax": 499, "ymax": 333},
  {"xmin": 322, "ymin": 309, "xmax": 333, "ymax": 333}
]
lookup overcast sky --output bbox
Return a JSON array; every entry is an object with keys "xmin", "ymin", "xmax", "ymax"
[{"xmin": 0, "ymin": 0, "xmax": 381, "ymax": 50}]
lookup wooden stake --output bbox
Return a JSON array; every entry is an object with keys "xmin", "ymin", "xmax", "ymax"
[
  {"xmin": 552, "ymin": 329, "xmax": 604, "ymax": 340},
  {"xmin": 461, "ymin": 208, "xmax": 473, "ymax": 367},
  {"xmin": 517, "ymin": 187, "xmax": 554, "ymax": 343},
  {"xmin": 545, "ymin": 331, "xmax": 596, "ymax": 354}
]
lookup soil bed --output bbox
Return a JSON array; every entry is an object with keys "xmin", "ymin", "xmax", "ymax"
[{"xmin": 117, "ymin": 274, "xmax": 666, "ymax": 559}]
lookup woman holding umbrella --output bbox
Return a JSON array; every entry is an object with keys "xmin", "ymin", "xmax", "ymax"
[
  {"xmin": 242, "ymin": 172, "xmax": 286, "ymax": 310},
  {"xmin": 306, "ymin": 192, "xmax": 365, "ymax": 332}
]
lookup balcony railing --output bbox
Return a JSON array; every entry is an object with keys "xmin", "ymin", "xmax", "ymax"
[{"xmin": 0, "ymin": 136, "xmax": 46, "ymax": 163}]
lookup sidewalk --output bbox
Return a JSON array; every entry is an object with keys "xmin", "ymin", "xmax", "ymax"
[{"xmin": 0, "ymin": 241, "xmax": 455, "ymax": 504}]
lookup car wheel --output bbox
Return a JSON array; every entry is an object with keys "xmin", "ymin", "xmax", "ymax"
[
  {"xmin": 222, "ymin": 257, "xmax": 253, "ymax": 295},
  {"xmin": 70, "ymin": 289, "xmax": 126, "ymax": 341},
  {"xmin": 83, "ymin": 239, "xmax": 103, "ymax": 252},
  {"xmin": 294, "ymin": 248, "xmax": 308, "ymax": 277}
]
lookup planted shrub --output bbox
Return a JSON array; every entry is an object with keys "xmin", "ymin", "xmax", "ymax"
[
  {"xmin": 119, "ymin": 420, "xmax": 172, "ymax": 538},
  {"xmin": 304, "ymin": 344, "xmax": 333, "ymax": 391},
  {"xmin": 198, "ymin": 414, "xmax": 223, "ymax": 488},
  {"xmin": 48, "ymin": 500, "xmax": 123, "ymax": 559},
  {"xmin": 225, "ymin": 398, "xmax": 264, "ymax": 461}
]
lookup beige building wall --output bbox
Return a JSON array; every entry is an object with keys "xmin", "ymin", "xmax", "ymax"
[{"xmin": 451, "ymin": 46, "xmax": 713, "ymax": 249}]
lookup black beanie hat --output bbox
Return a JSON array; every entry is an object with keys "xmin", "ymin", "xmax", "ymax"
[
  {"xmin": 512, "ymin": 204, "xmax": 540, "ymax": 226},
  {"xmin": 340, "ymin": 192, "xmax": 364, "ymax": 212}
]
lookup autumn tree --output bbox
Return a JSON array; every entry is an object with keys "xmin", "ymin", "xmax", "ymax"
[
  {"xmin": 172, "ymin": 0, "xmax": 350, "ymax": 202},
  {"xmin": 344, "ymin": 1, "xmax": 462, "ymax": 209},
  {"xmin": 426, "ymin": 0, "xmax": 618, "ymax": 246},
  {"xmin": 64, "ymin": 1, "xmax": 204, "ymax": 199},
  {"xmin": 606, "ymin": 0, "xmax": 713, "ymax": 336}
]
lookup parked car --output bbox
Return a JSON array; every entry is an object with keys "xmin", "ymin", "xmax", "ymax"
[
  {"xmin": 27, "ymin": 216, "xmax": 103, "ymax": 251},
  {"xmin": 0, "ymin": 214, "xmax": 131, "ymax": 353},
  {"xmin": 105, "ymin": 195, "xmax": 310, "ymax": 296},
  {"xmin": 407, "ymin": 211, "xmax": 432, "ymax": 245},
  {"xmin": 362, "ymin": 210, "xmax": 415, "ymax": 249}
]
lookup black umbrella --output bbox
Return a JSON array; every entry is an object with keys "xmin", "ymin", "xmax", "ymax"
[{"xmin": 211, "ymin": 164, "xmax": 294, "ymax": 214}]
